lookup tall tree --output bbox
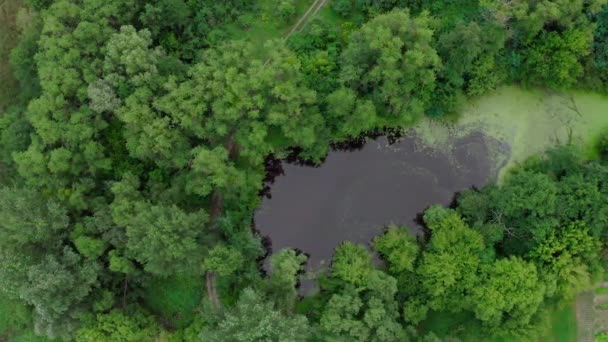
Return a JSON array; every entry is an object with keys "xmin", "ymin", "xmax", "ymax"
[
  {"xmin": 340, "ymin": 9, "xmax": 441, "ymax": 126},
  {"xmin": 201, "ymin": 288, "xmax": 311, "ymax": 342}
]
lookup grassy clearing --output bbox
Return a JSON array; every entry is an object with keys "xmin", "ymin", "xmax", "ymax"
[
  {"xmin": 543, "ymin": 303, "xmax": 577, "ymax": 342},
  {"xmin": 421, "ymin": 304, "xmax": 577, "ymax": 341},
  {"xmin": 420, "ymin": 310, "xmax": 492, "ymax": 341},
  {"xmin": 221, "ymin": 0, "xmax": 314, "ymax": 57},
  {"xmin": 143, "ymin": 275, "xmax": 204, "ymax": 329}
]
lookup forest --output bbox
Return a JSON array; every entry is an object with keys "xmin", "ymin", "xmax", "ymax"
[{"xmin": 1, "ymin": 0, "xmax": 608, "ymax": 341}]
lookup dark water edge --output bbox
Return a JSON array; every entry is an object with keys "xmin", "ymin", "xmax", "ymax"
[{"xmin": 254, "ymin": 131, "xmax": 509, "ymax": 293}]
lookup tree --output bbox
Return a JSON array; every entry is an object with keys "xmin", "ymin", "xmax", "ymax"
[
  {"xmin": 266, "ymin": 249, "xmax": 307, "ymax": 312},
  {"xmin": 203, "ymin": 244, "xmax": 244, "ymax": 277},
  {"xmin": 373, "ymin": 225, "xmax": 419, "ymax": 275},
  {"xmin": 156, "ymin": 39, "xmax": 321, "ymax": 165},
  {"xmin": 431, "ymin": 21, "xmax": 507, "ymax": 114},
  {"xmin": 0, "ymin": 186, "xmax": 68, "ymax": 248},
  {"xmin": 340, "ymin": 9, "xmax": 441, "ymax": 126},
  {"xmin": 75, "ymin": 308, "xmax": 160, "ymax": 341},
  {"xmin": 325, "ymin": 87, "xmax": 377, "ymax": 140},
  {"xmin": 111, "ymin": 174, "xmax": 208, "ymax": 276},
  {"xmin": 472, "ymin": 257, "xmax": 545, "ymax": 332},
  {"xmin": 201, "ymin": 288, "xmax": 311, "ymax": 342},
  {"xmin": 22, "ymin": 248, "xmax": 100, "ymax": 338},
  {"xmin": 490, "ymin": 170, "xmax": 559, "ymax": 254},
  {"xmin": 13, "ymin": 0, "xmax": 139, "ymax": 209},
  {"xmin": 416, "ymin": 207, "xmax": 486, "ymax": 312},
  {"xmin": 520, "ymin": 29, "xmax": 592, "ymax": 88},
  {"xmin": 330, "ymin": 242, "xmax": 373, "ymax": 287},
  {"xmin": 319, "ymin": 270, "xmax": 406, "ymax": 341},
  {"xmin": 530, "ymin": 221, "xmax": 603, "ymax": 299}
]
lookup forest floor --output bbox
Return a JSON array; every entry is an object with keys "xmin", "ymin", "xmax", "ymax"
[{"xmin": 0, "ymin": 0, "xmax": 22, "ymax": 111}]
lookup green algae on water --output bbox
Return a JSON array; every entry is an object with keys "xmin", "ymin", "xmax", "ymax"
[{"xmin": 413, "ymin": 86, "xmax": 608, "ymax": 181}]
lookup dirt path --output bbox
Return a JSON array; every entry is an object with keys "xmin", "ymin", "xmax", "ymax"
[
  {"xmin": 284, "ymin": 0, "xmax": 328, "ymax": 40},
  {"xmin": 206, "ymin": 272, "xmax": 221, "ymax": 309},
  {"xmin": 576, "ymin": 291, "xmax": 595, "ymax": 342}
]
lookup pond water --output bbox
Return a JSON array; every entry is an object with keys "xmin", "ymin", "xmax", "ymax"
[
  {"xmin": 255, "ymin": 132, "xmax": 507, "ymax": 272},
  {"xmin": 254, "ymin": 86, "xmax": 608, "ymax": 282}
]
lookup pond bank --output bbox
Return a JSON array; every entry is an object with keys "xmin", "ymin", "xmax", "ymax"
[{"xmin": 254, "ymin": 86, "xmax": 608, "ymax": 283}]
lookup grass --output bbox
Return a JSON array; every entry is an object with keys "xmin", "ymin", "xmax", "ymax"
[
  {"xmin": 420, "ymin": 310, "xmax": 492, "ymax": 341},
  {"xmin": 143, "ymin": 274, "xmax": 204, "ymax": 329},
  {"xmin": 596, "ymin": 287, "xmax": 608, "ymax": 295},
  {"xmin": 221, "ymin": 0, "xmax": 314, "ymax": 58},
  {"xmin": 420, "ymin": 304, "xmax": 578, "ymax": 342},
  {"xmin": 543, "ymin": 303, "xmax": 577, "ymax": 342},
  {"xmin": 0, "ymin": 292, "xmax": 50, "ymax": 341}
]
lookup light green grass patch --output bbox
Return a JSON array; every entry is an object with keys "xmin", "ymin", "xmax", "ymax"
[
  {"xmin": 543, "ymin": 303, "xmax": 577, "ymax": 342},
  {"xmin": 222, "ymin": 0, "xmax": 313, "ymax": 58},
  {"xmin": 414, "ymin": 86, "xmax": 608, "ymax": 181}
]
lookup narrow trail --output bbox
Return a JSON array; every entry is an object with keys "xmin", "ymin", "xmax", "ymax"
[
  {"xmin": 206, "ymin": 272, "xmax": 221, "ymax": 309},
  {"xmin": 576, "ymin": 291, "xmax": 595, "ymax": 342},
  {"xmin": 284, "ymin": 0, "xmax": 328, "ymax": 40}
]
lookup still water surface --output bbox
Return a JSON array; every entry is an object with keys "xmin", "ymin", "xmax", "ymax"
[{"xmin": 255, "ymin": 132, "xmax": 506, "ymax": 273}]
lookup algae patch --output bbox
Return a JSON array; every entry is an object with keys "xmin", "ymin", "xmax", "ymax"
[{"xmin": 413, "ymin": 86, "xmax": 608, "ymax": 180}]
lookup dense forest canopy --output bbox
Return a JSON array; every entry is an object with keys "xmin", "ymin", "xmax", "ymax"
[{"xmin": 1, "ymin": 0, "xmax": 608, "ymax": 340}]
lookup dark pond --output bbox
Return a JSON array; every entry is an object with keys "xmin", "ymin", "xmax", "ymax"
[{"xmin": 255, "ymin": 131, "xmax": 508, "ymax": 281}]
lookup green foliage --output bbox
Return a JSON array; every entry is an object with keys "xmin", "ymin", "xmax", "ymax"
[
  {"xmin": 74, "ymin": 236, "xmax": 107, "ymax": 260},
  {"xmin": 531, "ymin": 221, "xmax": 603, "ymax": 298},
  {"xmin": 23, "ymin": 248, "xmax": 100, "ymax": 338},
  {"xmin": 340, "ymin": 9, "xmax": 441, "ymax": 126},
  {"xmin": 2, "ymin": 0, "xmax": 608, "ymax": 339},
  {"xmin": 331, "ymin": 242, "xmax": 373, "ymax": 286},
  {"xmin": 202, "ymin": 288, "xmax": 311, "ymax": 341},
  {"xmin": 490, "ymin": 170, "xmax": 559, "ymax": 254},
  {"xmin": 111, "ymin": 174, "xmax": 208, "ymax": 276},
  {"xmin": 373, "ymin": 225, "xmax": 419, "ymax": 274},
  {"xmin": 266, "ymin": 249, "xmax": 307, "ymax": 312},
  {"xmin": 417, "ymin": 207, "xmax": 486, "ymax": 312},
  {"xmin": 0, "ymin": 186, "xmax": 68, "ymax": 247},
  {"xmin": 472, "ymin": 257, "xmax": 545, "ymax": 332},
  {"xmin": 75, "ymin": 308, "xmax": 160, "ymax": 342},
  {"xmin": 520, "ymin": 29, "xmax": 593, "ymax": 88},
  {"xmin": 203, "ymin": 244, "xmax": 244, "ymax": 277},
  {"xmin": 320, "ymin": 267, "xmax": 406, "ymax": 341},
  {"xmin": 0, "ymin": 293, "xmax": 33, "ymax": 341}
]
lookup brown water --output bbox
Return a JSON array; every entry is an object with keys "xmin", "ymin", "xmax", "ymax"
[{"xmin": 255, "ymin": 132, "xmax": 507, "ymax": 275}]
